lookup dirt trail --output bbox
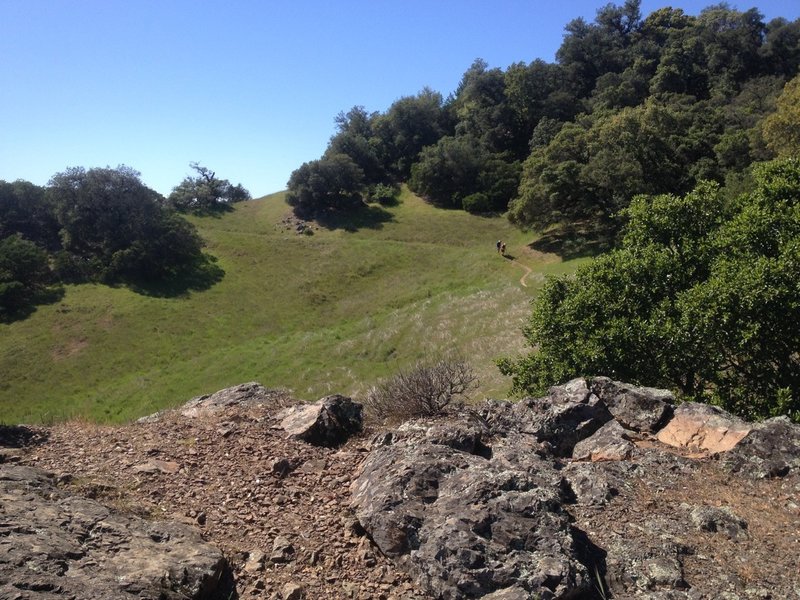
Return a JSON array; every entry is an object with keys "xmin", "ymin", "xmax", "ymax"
[
  {"xmin": 508, "ymin": 257, "xmax": 533, "ymax": 287},
  {"xmin": 501, "ymin": 253, "xmax": 532, "ymax": 287}
]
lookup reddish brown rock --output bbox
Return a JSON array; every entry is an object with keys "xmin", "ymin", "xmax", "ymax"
[{"xmin": 656, "ymin": 402, "xmax": 751, "ymax": 453}]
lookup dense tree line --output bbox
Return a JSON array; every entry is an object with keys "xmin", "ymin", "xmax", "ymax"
[
  {"xmin": 287, "ymin": 1, "xmax": 800, "ymax": 223},
  {"xmin": 0, "ymin": 165, "xmax": 235, "ymax": 319}
]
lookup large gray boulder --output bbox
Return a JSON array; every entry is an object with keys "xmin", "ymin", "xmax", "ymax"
[
  {"xmin": 351, "ymin": 414, "xmax": 591, "ymax": 599},
  {"xmin": 138, "ymin": 381, "xmax": 290, "ymax": 422},
  {"xmin": 480, "ymin": 377, "xmax": 673, "ymax": 457},
  {"xmin": 572, "ymin": 419, "xmax": 637, "ymax": 462},
  {"xmin": 350, "ymin": 377, "xmax": 800, "ymax": 599},
  {"xmin": 497, "ymin": 378, "xmax": 615, "ymax": 456},
  {"xmin": 590, "ymin": 377, "xmax": 674, "ymax": 433},
  {"xmin": 721, "ymin": 415, "xmax": 800, "ymax": 478},
  {"xmin": 0, "ymin": 464, "xmax": 228, "ymax": 600}
]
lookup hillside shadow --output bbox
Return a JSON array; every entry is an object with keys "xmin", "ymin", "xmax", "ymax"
[
  {"xmin": 0, "ymin": 286, "xmax": 65, "ymax": 324},
  {"xmin": 530, "ymin": 221, "xmax": 616, "ymax": 260},
  {"xmin": 126, "ymin": 254, "xmax": 225, "ymax": 298},
  {"xmin": 373, "ymin": 195, "xmax": 401, "ymax": 208},
  {"xmin": 316, "ymin": 204, "xmax": 395, "ymax": 232},
  {"xmin": 178, "ymin": 204, "xmax": 235, "ymax": 219}
]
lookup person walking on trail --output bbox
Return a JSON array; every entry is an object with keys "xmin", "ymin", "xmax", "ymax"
[
  {"xmin": 496, "ymin": 240, "xmax": 502, "ymax": 253},
  {"xmin": 500, "ymin": 242, "xmax": 506, "ymax": 256}
]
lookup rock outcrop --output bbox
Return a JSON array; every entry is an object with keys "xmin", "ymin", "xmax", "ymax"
[
  {"xmin": 13, "ymin": 386, "xmax": 419, "ymax": 600},
  {"xmin": 139, "ymin": 381, "xmax": 291, "ymax": 422},
  {"xmin": 8, "ymin": 379, "xmax": 800, "ymax": 600},
  {"xmin": 352, "ymin": 377, "xmax": 800, "ymax": 599},
  {"xmin": 352, "ymin": 417, "xmax": 591, "ymax": 599},
  {"xmin": 0, "ymin": 464, "xmax": 229, "ymax": 600}
]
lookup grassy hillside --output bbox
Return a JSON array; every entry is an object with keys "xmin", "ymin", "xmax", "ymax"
[{"xmin": 0, "ymin": 188, "xmax": 589, "ymax": 424}]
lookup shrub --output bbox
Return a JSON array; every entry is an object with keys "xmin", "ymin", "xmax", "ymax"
[
  {"xmin": 364, "ymin": 358, "xmax": 478, "ymax": 422},
  {"xmin": 0, "ymin": 234, "xmax": 52, "ymax": 316},
  {"xmin": 286, "ymin": 154, "xmax": 365, "ymax": 219},
  {"xmin": 369, "ymin": 183, "xmax": 400, "ymax": 205},
  {"xmin": 462, "ymin": 192, "xmax": 492, "ymax": 214}
]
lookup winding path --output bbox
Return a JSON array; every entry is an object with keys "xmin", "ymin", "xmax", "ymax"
[{"xmin": 504, "ymin": 255, "xmax": 533, "ymax": 287}]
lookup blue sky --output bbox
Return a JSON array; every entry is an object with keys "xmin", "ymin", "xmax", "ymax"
[{"xmin": 1, "ymin": 1, "xmax": 799, "ymax": 198}]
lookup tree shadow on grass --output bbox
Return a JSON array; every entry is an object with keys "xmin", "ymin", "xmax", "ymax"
[
  {"xmin": 0, "ymin": 285, "xmax": 65, "ymax": 325},
  {"xmin": 315, "ymin": 203, "xmax": 395, "ymax": 232},
  {"xmin": 177, "ymin": 204, "xmax": 235, "ymax": 219},
  {"xmin": 530, "ymin": 220, "xmax": 617, "ymax": 260},
  {"xmin": 126, "ymin": 254, "xmax": 225, "ymax": 298}
]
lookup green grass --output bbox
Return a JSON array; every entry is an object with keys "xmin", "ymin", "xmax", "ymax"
[{"xmin": 0, "ymin": 187, "xmax": 589, "ymax": 424}]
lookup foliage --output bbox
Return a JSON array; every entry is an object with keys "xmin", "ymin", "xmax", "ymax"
[
  {"xmin": 326, "ymin": 106, "xmax": 389, "ymax": 186},
  {"xmin": 371, "ymin": 88, "xmax": 451, "ymax": 178},
  {"xmin": 368, "ymin": 183, "xmax": 400, "ymax": 205},
  {"xmin": 462, "ymin": 193, "xmax": 492, "ymax": 214},
  {"xmin": 762, "ymin": 74, "xmax": 800, "ymax": 157},
  {"xmin": 363, "ymin": 357, "xmax": 478, "ymax": 422},
  {"xmin": 168, "ymin": 162, "xmax": 251, "ymax": 214},
  {"xmin": 452, "ymin": 59, "xmax": 524, "ymax": 157},
  {"xmin": 289, "ymin": 2, "xmax": 800, "ymax": 226},
  {"xmin": 409, "ymin": 135, "xmax": 520, "ymax": 211},
  {"xmin": 0, "ymin": 234, "xmax": 53, "ymax": 318},
  {"xmin": 0, "ymin": 180, "xmax": 60, "ymax": 250},
  {"xmin": 499, "ymin": 158, "xmax": 800, "ymax": 422},
  {"xmin": 509, "ymin": 93, "xmax": 766, "ymax": 228},
  {"xmin": 286, "ymin": 154, "xmax": 366, "ymax": 219},
  {"xmin": 48, "ymin": 166, "xmax": 206, "ymax": 282}
]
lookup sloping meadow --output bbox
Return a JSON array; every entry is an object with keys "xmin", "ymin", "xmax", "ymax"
[{"xmin": 0, "ymin": 189, "xmax": 586, "ymax": 424}]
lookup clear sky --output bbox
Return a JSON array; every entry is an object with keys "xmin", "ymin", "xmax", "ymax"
[{"xmin": 1, "ymin": 1, "xmax": 799, "ymax": 198}]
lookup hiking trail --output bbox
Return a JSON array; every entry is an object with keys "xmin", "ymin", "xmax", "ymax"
[{"xmin": 505, "ymin": 255, "xmax": 533, "ymax": 287}]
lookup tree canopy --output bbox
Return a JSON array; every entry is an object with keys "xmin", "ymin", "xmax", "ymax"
[
  {"xmin": 0, "ymin": 165, "xmax": 218, "ymax": 318},
  {"xmin": 286, "ymin": 154, "xmax": 366, "ymax": 219},
  {"xmin": 0, "ymin": 234, "xmax": 54, "ymax": 319},
  {"xmin": 290, "ymin": 1, "xmax": 800, "ymax": 230},
  {"xmin": 168, "ymin": 163, "xmax": 251, "ymax": 214},
  {"xmin": 47, "ymin": 166, "xmax": 206, "ymax": 282},
  {"xmin": 499, "ymin": 157, "xmax": 800, "ymax": 422},
  {"xmin": 762, "ymin": 74, "xmax": 800, "ymax": 157}
]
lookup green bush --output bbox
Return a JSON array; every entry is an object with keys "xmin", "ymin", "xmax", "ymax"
[
  {"xmin": 462, "ymin": 192, "xmax": 492, "ymax": 214},
  {"xmin": 0, "ymin": 235, "xmax": 52, "ymax": 316},
  {"xmin": 499, "ymin": 158, "xmax": 800, "ymax": 422},
  {"xmin": 369, "ymin": 183, "xmax": 400, "ymax": 205}
]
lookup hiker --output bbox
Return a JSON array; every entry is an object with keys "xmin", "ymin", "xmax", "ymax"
[
  {"xmin": 496, "ymin": 240, "xmax": 502, "ymax": 253},
  {"xmin": 500, "ymin": 242, "xmax": 506, "ymax": 255}
]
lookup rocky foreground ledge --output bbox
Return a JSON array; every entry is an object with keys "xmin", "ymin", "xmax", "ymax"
[{"xmin": 3, "ymin": 379, "xmax": 799, "ymax": 599}]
